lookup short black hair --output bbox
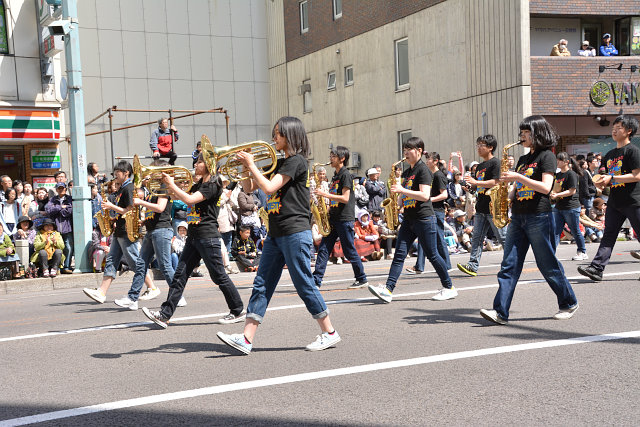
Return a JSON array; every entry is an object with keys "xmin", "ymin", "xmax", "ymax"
[
  {"xmin": 330, "ymin": 145, "xmax": 350, "ymax": 166},
  {"xmin": 239, "ymin": 225, "xmax": 252, "ymax": 233},
  {"xmin": 4, "ymin": 187, "xmax": 15, "ymax": 200},
  {"xmin": 403, "ymin": 136, "xmax": 424, "ymax": 153},
  {"xmin": 519, "ymin": 115, "xmax": 559, "ymax": 151},
  {"xmin": 54, "ymin": 171, "xmax": 66, "ymax": 179},
  {"xmin": 613, "ymin": 114, "xmax": 639, "ymax": 138},
  {"xmin": 477, "ymin": 134, "xmax": 498, "ymax": 154},
  {"xmin": 112, "ymin": 160, "xmax": 133, "ymax": 176},
  {"xmin": 371, "ymin": 210, "xmax": 381, "ymax": 218}
]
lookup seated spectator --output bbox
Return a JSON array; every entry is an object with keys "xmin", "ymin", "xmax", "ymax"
[
  {"xmin": 452, "ymin": 209, "xmax": 473, "ymax": 252},
  {"xmin": 0, "ymin": 222, "xmax": 21, "ymax": 279},
  {"xmin": 600, "ymin": 33, "xmax": 618, "ymax": 56},
  {"xmin": 1, "ymin": 187, "xmax": 20, "ymax": 235},
  {"xmin": 14, "ymin": 215, "xmax": 36, "ymax": 258},
  {"xmin": 353, "ymin": 177, "xmax": 369, "ymax": 217},
  {"xmin": 90, "ymin": 226, "xmax": 110, "ymax": 273},
  {"xmin": 580, "ymin": 206, "xmax": 603, "ymax": 243},
  {"xmin": 372, "ymin": 210, "xmax": 395, "ymax": 260},
  {"xmin": 578, "ymin": 41, "xmax": 596, "ymax": 57},
  {"xmin": 231, "ymin": 225, "xmax": 260, "ymax": 272},
  {"xmin": 550, "ymin": 39, "xmax": 571, "ymax": 56},
  {"xmin": 237, "ymin": 187, "xmax": 258, "ymax": 228},
  {"xmin": 171, "ymin": 221, "xmax": 188, "ymax": 271},
  {"xmin": 354, "ymin": 211, "xmax": 382, "ymax": 261},
  {"xmin": 191, "ymin": 140, "xmax": 202, "ymax": 167},
  {"xmin": 30, "ymin": 218, "xmax": 64, "ymax": 277}
]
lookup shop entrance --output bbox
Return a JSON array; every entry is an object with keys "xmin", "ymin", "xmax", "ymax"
[{"xmin": 0, "ymin": 146, "xmax": 25, "ymax": 182}]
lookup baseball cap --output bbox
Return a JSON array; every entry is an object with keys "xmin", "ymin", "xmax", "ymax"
[
  {"xmin": 603, "ymin": 33, "xmax": 611, "ymax": 39},
  {"xmin": 453, "ymin": 209, "xmax": 466, "ymax": 218},
  {"xmin": 55, "ymin": 182, "xmax": 67, "ymax": 188},
  {"xmin": 367, "ymin": 168, "xmax": 378, "ymax": 176}
]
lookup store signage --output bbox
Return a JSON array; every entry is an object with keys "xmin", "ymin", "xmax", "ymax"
[
  {"xmin": 31, "ymin": 148, "xmax": 61, "ymax": 169},
  {"xmin": 43, "ymin": 35, "xmax": 63, "ymax": 57},
  {"xmin": 590, "ymin": 80, "xmax": 640, "ymax": 107},
  {"xmin": 33, "ymin": 176, "xmax": 56, "ymax": 192},
  {"xmin": 0, "ymin": 110, "xmax": 61, "ymax": 142}
]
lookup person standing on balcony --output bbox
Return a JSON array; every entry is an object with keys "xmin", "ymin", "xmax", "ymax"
[
  {"xmin": 600, "ymin": 33, "xmax": 618, "ymax": 56},
  {"xmin": 550, "ymin": 39, "xmax": 571, "ymax": 56},
  {"xmin": 578, "ymin": 41, "xmax": 596, "ymax": 57}
]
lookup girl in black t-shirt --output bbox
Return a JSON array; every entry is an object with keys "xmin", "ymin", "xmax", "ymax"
[
  {"xmin": 480, "ymin": 116, "xmax": 578, "ymax": 325},
  {"xmin": 217, "ymin": 116, "xmax": 341, "ymax": 355},
  {"xmin": 550, "ymin": 152, "xmax": 587, "ymax": 261},
  {"xmin": 141, "ymin": 154, "xmax": 244, "ymax": 328}
]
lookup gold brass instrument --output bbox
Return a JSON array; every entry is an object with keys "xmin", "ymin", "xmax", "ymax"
[
  {"xmin": 94, "ymin": 179, "xmax": 115, "ymax": 237},
  {"xmin": 310, "ymin": 162, "xmax": 331, "ymax": 237},
  {"xmin": 132, "ymin": 154, "xmax": 194, "ymax": 197},
  {"xmin": 258, "ymin": 207, "xmax": 269, "ymax": 233},
  {"xmin": 123, "ymin": 205, "xmax": 141, "ymax": 242},
  {"xmin": 200, "ymin": 135, "xmax": 277, "ymax": 182},
  {"xmin": 487, "ymin": 140, "xmax": 523, "ymax": 228},
  {"xmin": 381, "ymin": 158, "xmax": 406, "ymax": 231}
]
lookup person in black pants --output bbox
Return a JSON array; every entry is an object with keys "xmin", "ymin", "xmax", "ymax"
[
  {"xmin": 578, "ymin": 115, "xmax": 640, "ymax": 281},
  {"xmin": 142, "ymin": 153, "xmax": 245, "ymax": 327}
]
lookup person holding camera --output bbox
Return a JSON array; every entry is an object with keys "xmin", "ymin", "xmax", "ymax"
[{"xmin": 578, "ymin": 41, "xmax": 596, "ymax": 57}]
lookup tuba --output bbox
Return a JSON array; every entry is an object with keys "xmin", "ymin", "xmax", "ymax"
[
  {"xmin": 200, "ymin": 135, "xmax": 277, "ymax": 182},
  {"xmin": 310, "ymin": 162, "xmax": 331, "ymax": 237},
  {"xmin": 381, "ymin": 158, "xmax": 406, "ymax": 231},
  {"xmin": 487, "ymin": 140, "xmax": 522, "ymax": 228},
  {"xmin": 133, "ymin": 154, "xmax": 194, "ymax": 197},
  {"xmin": 94, "ymin": 179, "xmax": 114, "ymax": 237}
]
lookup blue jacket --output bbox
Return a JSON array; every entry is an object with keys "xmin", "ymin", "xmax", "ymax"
[
  {"xmin": 600, "ymin": 44, "xmax": 618, "ymax": 56},
  {"xmin": 45, "ymin": 195, "xmax": 73, "ymax": 234}
]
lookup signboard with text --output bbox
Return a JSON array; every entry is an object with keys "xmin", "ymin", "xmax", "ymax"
[
  {"xmin": 33, "ymin": 176, "xmax": 56, "ymax": 192},
  {"xmin": 31, "ymin": 148, "xmax": 61, "ymax": 169}
]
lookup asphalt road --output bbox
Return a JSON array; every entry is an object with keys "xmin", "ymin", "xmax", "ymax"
[{"xmin": 1, "ymin": 240, "xmax": 639, "ymax": 426}]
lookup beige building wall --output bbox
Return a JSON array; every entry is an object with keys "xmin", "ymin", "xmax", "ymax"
[{"xmin": 269, "ymin": 0, "xmax": 531, "ymax": 176}]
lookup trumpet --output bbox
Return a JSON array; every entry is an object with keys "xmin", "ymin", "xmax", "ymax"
[
  {"xmin": 132, "ymin": 154, "xmax": 194, "ymax": 197},
  {"xmin": 200, "ymin": 135, "xmax": 277, "ymax": 182}
]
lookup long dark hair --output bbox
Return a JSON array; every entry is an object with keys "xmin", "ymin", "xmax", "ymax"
[
  {"xmin": 519, "ymin": 115, "xmax": 559, "ymax": 151},
  {"xmin": 273, "ymin": 116, "xmax": 310, "ymax": 158},
  {"xmin": 557, "ymin": 152, "xmax": 583, "ymax": 176}
]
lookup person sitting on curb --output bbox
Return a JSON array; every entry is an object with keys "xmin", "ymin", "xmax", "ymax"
[
  {"xmin": 0, "ymin": 222, "xmax": 21, "ymax": 279},
  {"xmin": 30, "ymin": 218, "xmax": 64, "ymax": 278},
  {"xmin": 231, "ymin": 225, "xmax": 260, "ymax": 272}
]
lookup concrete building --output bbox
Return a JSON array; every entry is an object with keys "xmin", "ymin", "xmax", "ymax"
[
  {"xmin": 267, "ymin": 0, "xmax": 640, "ymax": 177},
  {"xmin": 0, "ymin": 0, "xmax": 271, "ymax": 186}
]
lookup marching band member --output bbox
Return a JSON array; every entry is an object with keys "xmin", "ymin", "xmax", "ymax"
[
  {"xmin": 480, "ymin": 115, "xmax": 579, "ymax": 325},
  {"xmin": 142, "ymin": 154, "xmax": 245, "ymax": 327},
  {"xmin": 368, "ymin": 137, "xmax": 456, "ymax": 303},
  {"xmin": 217, "ymin": 116, "xmax": 341, "ymax": 355}
]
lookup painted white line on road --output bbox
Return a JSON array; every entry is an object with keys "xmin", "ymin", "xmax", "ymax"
[
  {"xmin": 2, "ymin": 329, "xmax": 638, "ymax": 426},
  {"xmin": 0, "ymin": 269, "xmax": 637, "ymax": 344}
]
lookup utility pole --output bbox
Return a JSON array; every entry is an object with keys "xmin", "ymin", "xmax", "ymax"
[{"xmin": 62, "ymin": 0, "xmax": 92, "ymax": 273}]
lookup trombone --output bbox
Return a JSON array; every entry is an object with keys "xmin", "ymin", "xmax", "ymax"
[{"xmin": 200, "ymin": 134, "xmax": 277, "ymax": 182}]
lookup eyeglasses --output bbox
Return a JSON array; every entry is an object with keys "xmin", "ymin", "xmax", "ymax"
[{"xmin": 476, "ymin": 143, "xmax": 487, "ymax": 147}]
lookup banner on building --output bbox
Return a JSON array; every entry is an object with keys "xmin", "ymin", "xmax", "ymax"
[
  {"xmin": 31, "ymin": 148, "xmax": 61, "ymax": 169},
  {"xmin": 0, "ymin": 110, "xmax": 61, "ymax": 142},
  {"xmin": 33, "ymin": 176, "xmax": 56, "ymax": 192}
]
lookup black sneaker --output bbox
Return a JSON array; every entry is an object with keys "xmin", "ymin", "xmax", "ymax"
[
  {"xmin": 631, "ymin": 250, "xmax": 640, "ymax": 261},
  {"xmin": 348, "ymin": 280, "xmax": 368, "ymax": 289},
  {"xmin": 191, "ymin": 270, "xmax": 204, "ymax": 277},
  {"xmin": 577, "ymin": 265, "xmax": 602, "ymax": 281},
  {"xmin": 142, "ymin": 307, "xmax": 169, "ymax": 329},
  {"xmin": 457, "ymin": 263, "xmax": 477, "ymax": 277}
]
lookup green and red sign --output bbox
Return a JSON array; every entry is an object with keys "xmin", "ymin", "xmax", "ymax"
[{"xmin": 0, "ymin": 110, "xmax": 61, "ymax": 142}]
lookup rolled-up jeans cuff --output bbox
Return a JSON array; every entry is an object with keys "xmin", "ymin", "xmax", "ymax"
[
  {"xmin": 246, "ymin": 312, "xmax": 264, "ymax": 324},
  {"xmin": 311, "ymin": 309, "xmax": 329, "ymax": 320}
]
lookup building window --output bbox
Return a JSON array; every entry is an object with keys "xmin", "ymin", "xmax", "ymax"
[
  {"xmin": 333, "ymin": 0, "xmax": 342, "ymax": 20},
  {"xmin": 398, "ymin": 130, "xmax": 412, "ymax": 160},
  {"xmin": 300, "ymin": 1, "xmax": 308, "ymax": 34},
  {"xmin": 0, "ymin": 2, "xmax": 9, "ymax": 54},
  {"xmin": 302, "ymin": 79, "xmax": 312, "ymax": 113},
  {"xmin": 327, "ymin": 71, "xmax": 336, "ymax": 91},
  {"xmin": 395, "ymin": 38, "xmax": 409, "ymax": 90},
  {"xmin": 344, "ymin": 66, "xmax": 353, "ymax": 86}
]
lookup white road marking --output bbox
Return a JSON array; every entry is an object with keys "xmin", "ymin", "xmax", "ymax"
[
  {"xmin": 0, "ymin": 270, "xmax": 636, "ymax": 344},
  {"xmin": 1, "ymin": 329, "xmax": 638, "ymax": 426}
]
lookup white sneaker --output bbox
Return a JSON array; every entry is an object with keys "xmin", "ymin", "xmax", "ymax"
[
  {"xmin": 336, "ymin": 258, "xmax": 343, "ymax": 265},
  {"xmin": 139, "ymin": 287, "xmax": 161, "ymax": 301},
  {"xmin": 114, "ymin": 296, "xmax": 139, "ymax": 311},
  {"xmin": 368, "ymin": 284, "xmax": 392, "ymax": 303},
  {"xmin": 431, "ymin": 287, "xmax": 458, "ymax": 301},
  {"xmin": 553, "ymin": 303, "xmax": 579, "ymax": 320},
  {"xmin": 305, "ymin": 331, "xmax": 341, "ymax": 351},
  {"xmin": 480, "ymin": 308, "xmax": 508, "ymax": 325},
  {"xmin": 572, "ymin": 252, "xmax": 588, "ymax": 261},
  {"xmin": 177, "ymin": 296, "xmax": 187, "ymax": 307},
  {"xmin": 83, "ymin": 288, "xmax": 106, "ymax": 304}
]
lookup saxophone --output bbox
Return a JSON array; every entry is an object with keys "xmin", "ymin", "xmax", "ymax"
[
  {"xmin": 258, "ymin": 207, "xmax": 269, "ymax": 233},
  {"xmin": 94, "ymin": 180, "xmax": 114, "ymax": 237},
  {"xmin": 381, "ymin": 158, "xmax": 406, "ymax": 231},
  {"xmin": 487, "ymin": 140, "xmax": 523, "ymax": 228},
  {"xmin": 123, "ymin": 182, "xmax": 141, "ymax": 243},
  {"xmin": 310, "ymin": 162, "xmax": 331, "ymax": 237}
]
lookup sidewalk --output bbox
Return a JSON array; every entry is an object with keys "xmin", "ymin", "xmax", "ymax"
[{"xmin": 0, "ymin": 271, "xmax": 139, "ymax": 295}]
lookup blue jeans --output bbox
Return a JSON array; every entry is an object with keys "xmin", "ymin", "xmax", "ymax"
[
  {"xmin": 313, "ymin": 220, "xmax": 367, "ymax": 286},
  {"xmin": 553, "ymin": 207, "xmax": 586, "ymax": 254},
  {"xmin": 128, "ymin": 227, "xmax": 175, "ymax": 301},
  {"xmin": 171, "ymin": 252, "xmax": 179, "ymax": 270},
  {"xmin": 467, "ymin": 212, "xmax": 506, "ymax": 272},
  {"xmin": 580, "ymin": 196, "xmax": 594, "ymax": 216},
  {"xmin": 591, "ymin": 204, "xmax": 640, "ymax": 272},
  {"xmin": 415, "ymin": 210, "xmax": 450, "ymax": 271},
  {"xmin": 247, "ymin": 230, "xmax": 328, "ymax": 323},
  {"xmin": 103, "ymin": 235, "xmax": 140, "ymax": 279},
  {"xmin": 61, "ymin": 231, "xmax": 73, "ymax": 269},
  {"xmin": 160, "ymin": 236, "xmax": 243, "ymax": 319},
  {"xmin": 386, "ymin": 216, "xmax": 452, "ymax": 291},
  {"xmin": 493, "ymin": 212, "xmax": 578, "ymax": 320},
  {"xmin": 221, "ymin": 231, "xmax": 234, "ymax": 256}
]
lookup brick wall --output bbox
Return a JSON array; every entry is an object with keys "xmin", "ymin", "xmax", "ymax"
[
  {"xmin": 559, "ymin": 135, "xmax": 588, "ymax": 151},
  {"xmin": 530, "ymin": 0, "xmax": 640, "ymax": 15},
  {"xmin": 531, "ymin": 57, "xmax": 640, "ymax": 116},
  {"xmin": 284, "ymin": 0, "xmax": 446, "ymax": 61}
]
